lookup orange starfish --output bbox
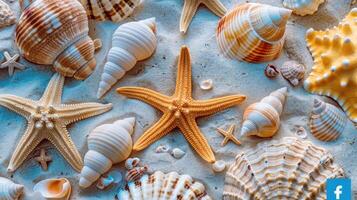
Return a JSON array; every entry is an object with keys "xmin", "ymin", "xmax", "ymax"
[{"xmin": 117, "ymin": 46, "xmax": 246, "ymax": 163}]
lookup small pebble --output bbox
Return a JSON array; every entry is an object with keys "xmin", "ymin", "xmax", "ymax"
[
  {"xmin": 170, "ymin": 148, "xmax": 185, "ymax": 159},
  {"xmin": 294, "ymin": 125, "xmax": 307, "ymax": 139},
  {"xmin": 212, "ymin": 160, "xmax": 226, "ymax": 172},
  {"xmin": 200, "ymin": 79, "xmax": 213, "ymax": 90}
]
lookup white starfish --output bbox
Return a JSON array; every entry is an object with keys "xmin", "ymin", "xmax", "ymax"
[{"xmin": 0, "ymin": 51, "xmax": 25, "ymax": 76}]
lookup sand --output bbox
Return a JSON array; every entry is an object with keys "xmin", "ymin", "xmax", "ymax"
[{"xmin": 0, "ymin": 0, "xmax": 356, "ymax": 199}]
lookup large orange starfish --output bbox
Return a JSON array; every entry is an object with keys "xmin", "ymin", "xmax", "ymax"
[{"xmin": 117, "ymin": 46, "xmax": 246, "ymax": 163}]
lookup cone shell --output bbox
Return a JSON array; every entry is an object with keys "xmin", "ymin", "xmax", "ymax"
[
  {"xmin": 33, "ymin": 178, "xmax": 71, "ymax": 200},
  {"xmin": 216, "ymin": 3, "xmax": 292, "ymax": 63},
  {"xmin": 15, "ymin": 0, "xmax": 97, "ymax": 80},
  {"xmin": 79, "ymin": 117, "xmax": 135, "ymax": 188},
  {"xmin": 240, "ymin": 87, "xmax": 287, "ymax": 138},
  {"xmin": 118, "ymin": 171, "xmax": 212, "ymax": 200},
  {"xmin": 0, "ymin": 0, "xmax": 16, "ymax": 28},
  {"xmin": 283, "ymin": 0, "xmax": 325, "ymax": 16},
  {"xmin": 223, "ymin": 137, "xmax": 345, "ymax": 199},
  {"xmin": 309, "ymin": 99, "xmax": 347, "ymax": 141},
  {"xmin": 0, "ymin": 177, "xmax": 24, "ymax": 200},
  {"xmin": 80, "ymin": 0, "xmax": 141, "ymax": 22},
  {"xmin": 280, "ymin": 60, "xmax": 305, "ymax": 86},
  {"xmin": 97, "ymin": 18, "xmax": 157, "ymax": 98}
]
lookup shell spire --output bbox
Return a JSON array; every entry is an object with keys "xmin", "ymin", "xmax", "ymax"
[
  {"xmin": 0, "ymin": 177, "xmax": 24, "ymax": 200},
  {"xmin": 97, "ymin": 18, "xmax": 157, "ymax": 99},
  {"xmin": 79, "ymin": 117, "xmax": 135, "ymax": 188}
]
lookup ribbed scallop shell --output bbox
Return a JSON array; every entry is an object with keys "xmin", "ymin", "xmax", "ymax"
[
  {"xmin": 0, "ymin": 177, "xmax": 23, "ymax": 200},
  {"xmin": 240, "ymin": 87, "xmax": 287, "ymax": 138},
  {"xmin": 118, "ymin": 171, "xmax": 212, "ymax": 200},
  {"xmin": 223, "ymin": 137, "xmax": 345, "ymax": 200},
  {"xmin": 79, "ymin": 117, "xmax": 135, "ymax": 188},
  {"xmin": 97, "ymin": 18, "xmax": 157, "ymax": 98},
  {"xmin": 283, "ymin": 0, "xmax": 325, "ymax": 16},
  {"xmin": 309, "ymin": 99, "xmax": 347, "ymax": 141},
  {"xmin": 16, "ymin": 0, "xmax": 98, "ymax": 80},
  {"xmin": 216, "ymin": 3, "xmax": 291, "ymax": 63},
  {"xmin": 280, "ymin": 60, "xmax": 305, "ymax": 86},
  {"xmin": 80, "ymin": 0, "xmax": 141, "ymax": 22},
  {"xmin": 33, "ymin": 178, "xmax": 71, "ymax": 200},
  {"xmin": 0, "ymin": 0, "xmax": 16, "ymax": 28}
]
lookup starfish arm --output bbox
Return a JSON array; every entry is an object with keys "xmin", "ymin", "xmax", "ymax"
[
  {"xmin": 174, "ymin": 46, "xmax": 192, "ymax": 99},
  {"xmin": 180, "ymin": 0, "xmax": 199, "ymax": 33},
  {"xmin": 55, "ymin": 103, "xmax": 112, "ymax": 125},
  {"xmin": 191, "ymin": 95, "xmax": 246, "ymax": 117},
  {"xmin": 40, "ymin": 73, "xmax": 65, "ymax": 106},
  {"xmin": 0, "ymin": 94, "xmax": 37, "ymax": 119},
  {"xmin": 201, "ymin": 0, "xmax": 227, "ymax": 17},
  {"xmin": 133, "ymin": 113, "xmax": 177, "ymax": 151},
  {"xmin": 117, "ymin": 87, "xmax": 172, "ymax": 112},
  {"xmin": 178, "ymin": 115, "xmax": 215, "ymax": 163}
]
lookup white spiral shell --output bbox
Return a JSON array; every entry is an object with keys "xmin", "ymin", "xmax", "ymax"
[
  {"xmin": 0, "ymin": 177, "xmax": 23, "ymax": 200},
  {"xmin": 33, "ymin": 178, "xmax": 71, "ymax": 200},
  {"xmin": 97, "ymin": 18, "xmax": 157, "ymax": 98},
  {"xmin": 240, "ymin": 87, "xmax": 288, "ymax": 138},
  {"xmin": 283, "ymin": 0, "xmax": 325, "ymax": 16},
  {"xmin": 79, "ymin": 117, "xmax": 135, "ymax": 188}
]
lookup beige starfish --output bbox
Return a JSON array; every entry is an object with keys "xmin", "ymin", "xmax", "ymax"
[
  {"xmin": 0, "ymin": 73, "xmax": 112, "ymax": 172},
  {"xmin": 217, "ymin": 124, "xmax": 241, "ymax": 146},
  {"xmin": 35, "ymin": 149, "xmax": 52, "ymax": 171},
  {"xmin": 180, "ymin": 0, "xmax": 227, "ymax": 34},
  {"xmin": 0, "ymin": 51, "xmax": 25, "ymax": 76}
]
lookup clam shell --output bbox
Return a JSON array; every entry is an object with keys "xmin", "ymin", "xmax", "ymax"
[
  {"xmin": 223, "ymin": 137, "xmax": 345, "ymax": 199},
  {"xmin": 281, "ymin": 60, "xmax": 305, "ymax": 86},
  {"xmin": 0, "ymin": 0, "xmax": 16, "ymax": 28},
  {"xmin": 0, "ymin": 177, "xmax": 24, "ymax": 200},
  {"xmin": 283, "ymin": 0, "xmax": 325, "ymax": 16},
  {"xmin": 216, "ymin": 3, "xmax": 291, "ymax": 63},
  {"xmin": 33, "ymin": 178, "xmax": 71, "ymax": 200},
  {"xmin": 118, "ymin": 171, "xmax": 212, "ymax": 200},
  {"xmin": 309, "ymin": 99, "xmax": 347, "ymax": 142}
]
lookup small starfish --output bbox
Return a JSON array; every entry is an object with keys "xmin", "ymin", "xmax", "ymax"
[
  {"xmin": 35, "ymin": 149, "xmax": 52, "ymax": 171},
  {"xmin": 216, "ymin": 124, "xmax": 241, "ymax": 147},
  {"xmin": 180, "ymin": 0, "xmax": 227, "ymax": 34},
  {"xmin": 117, "ymin": 46, "xmax": 246, "ymax": 163},
  {"xmin": 0, "ymin": 73, "xmax": 112, "ymax": 172},
  {"xmin": 0, "ymin": 51, "xmax": 25, "ymax": 76}
]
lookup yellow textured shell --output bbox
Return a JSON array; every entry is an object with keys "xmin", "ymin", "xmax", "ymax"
[{"xmin": 305, "ymin": 8, "xmax": 357, "ymax": 126}]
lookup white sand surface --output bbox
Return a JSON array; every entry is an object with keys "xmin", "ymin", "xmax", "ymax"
[{"xmin": 0, "ymin": 0, "xmax": 356, "ymax": 199}]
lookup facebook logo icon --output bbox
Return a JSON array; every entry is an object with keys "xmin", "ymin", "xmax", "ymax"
[{"xmin": 327, "ymin": 178, "xmax": 351, "ymax": 200}]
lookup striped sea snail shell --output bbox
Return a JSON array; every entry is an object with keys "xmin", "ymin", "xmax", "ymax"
[
  {"xmin": 280, "ymin": 60, "xmax": 305, "ymax": 86},
  {"xmin": 283, "ymin": 0, "xmax": 325, "ymax": 16},
  {"xmin": 0, "ymin": 177, "xmax": 24, "ymax": 200},
  {"xmin": 16, "ymin": 0, "xmax": 100, "ymax": 80},
  {"xmin": 216, "ymin": 3, "xmax": 292, "ymax": 63}
]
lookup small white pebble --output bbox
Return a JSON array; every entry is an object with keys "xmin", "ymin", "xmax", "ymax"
[
  {"xmin": 212, "ymin": 160, "xmax": 226, "ymax": 173},
  {"xmin": 171, "ymin": 148, "xmax": 185, "ymax": 159},
  {"xmin": 294, "ymin": 125, "xmax": 307, "ymax": 139},
  {"xmin": 200, "ymin": 79, "xmax": 213, "ymax": 90}
]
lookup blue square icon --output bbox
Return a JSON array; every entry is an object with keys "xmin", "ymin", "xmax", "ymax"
[{"xmin": 327, "ymin": 178, "xmax": 351, "ymax": 200}]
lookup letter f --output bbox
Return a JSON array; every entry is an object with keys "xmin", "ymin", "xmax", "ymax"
[{"xmin": 334, "ymin": 185, "xmax": 343, "ymax": 200}]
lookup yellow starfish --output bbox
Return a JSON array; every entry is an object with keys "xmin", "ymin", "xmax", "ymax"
[
  {"xmin": 180, "ymin": 0, "xmax": 227, "ymax": 34},
  {"xmin": 117, "ymin": 46, "xmax": 246, "ymax": 163},
  {"xmin": 216, "ymin": 124, "xmax": 241, "ymax": 146},
  {"xmin": 0, "ymin": 73, "xmax": 112, "ymax": 172}
]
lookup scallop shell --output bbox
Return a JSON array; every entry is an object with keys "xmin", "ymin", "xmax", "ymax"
[
  {"xmin": 309, "ymin": 99, "xmax": 347, "ymax": 142},
  {"xmin": 15, "ymin": 0, "xmax": 99, "ymax": 80},
  {"xmin": 281, "ymin": 60, "xmax": 305, "ymax": 86},
  {"xmin": 79, "ymin": 117, "xmax": 135, "ymax": 188},
  {"xmin": 0, "ymin": 0, "xmax": 16, "ymax": 28},
  {"xmin": 118, "ymin": 171, "xmax": 212, "ymax": 200},
  {"xmin": 216, "ymin": 3, "xmax": 292, "ymax": 63},
  {"xmin": 223, "ymin": 137, "xmax": 345, "ymax": 199},
  {"xmin": 283, "ymin": 0, "xmax": 325, "ymax": 16},
  {"xmin": 0, "ymin": 177, "xmax": 24, "ymax": 200},
  {"xmin": 264, "ymin": 64, "xmax": 279, "ymax": 78},
  {"xmin": 33, "ymin": 178, "xmax": 71, "ymax": 200},
  {"xmin": 80, "ymin": 0, "xmax": 141, "ymax": 22},
  {"xmin": 97, "ymin": 18, "xmax": 157, "ymax": 98},
  {"xmin": 240, "ymin": 87, "xmax": 288, "ymax": 138}
]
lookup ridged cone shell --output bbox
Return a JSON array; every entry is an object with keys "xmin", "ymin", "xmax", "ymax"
[
  {"xmin": 309, "ymin": 99, "xmax": 347, "ymax": 141},
  {"xmin": 79, "ymin": 117, "xmax": 135, "ymax": 188},
  {"xmin": 216, "ymin": 3, "xmax": 291, "ymax": 63},
  {"xmin": 97, "ymin": 18, "xmax": 157, "ymax": 98},
  {"xmin": 33, "ymin": 178, "xmax": 71, "ymax": 200},
  {"xmin": 280, "ymin": 60, "xmax": 305, "ymax": 86},
  {"xmin": 0, "ymin": 0, "xmax": 16, "ymax": 28},
  {"xmin": 223, "ymin": 137, "xmax": 345, "ymax": 199},
  {"xmin": 0, "ymin": 177, "xmax": 24, "ymax": 200},
  {"xmin": 15, "ymin": 0, "xmax": 97, "ymax": 80},
  {"xmin": 118, "ymin": 171, "xmax": 212, "ymax": 200},
  {"xmin": 240, "ymin": 87, "xmax": 287, "ymax": 138},
  {"xmin": 283, "ymin": 0, "xmax": 325, "ymax": 16},
  {"xmin": 80, "ymin": 0, "xmax": 141, "ymax": 22}
]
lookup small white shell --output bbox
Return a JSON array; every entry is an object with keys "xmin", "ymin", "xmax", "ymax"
[
  {"xmin": 0, "ymin": 177, "xmax": 24, "ymax": 200},
  {"xmin": 283, "ymin": 0, "xmax": 325, "ymax": 16},
  {"xmin": 264, "ymin": 64, "xmax": 279, "ymax": 78},
  {"xmin": 280, "ymin": 61, "xmax": 305, "ymax": 86},
  {"xmin": 33, "ymin": 178, "xmax": 71, "ymax": 200},
  {"xmin": 294, "ymin": 125, "xmax": 307, "ymax": 139},
  {"xmin": 212, "ymin": 160, "xmax": 226, "ymax": 173},
  {"xmin": 170, "ymin": 148, "xmax": 185, "ymax": 159},
  {"xmin": 155, "ymin": 144, "xmax": 170, "ymax": 153},
  {"xmin": 96, "ymin": 176, "xmax": 114, "ymax": 190},
  {"xmin": 125, "ymin": 157, "xmax": 141, "ymax": 170},
  {"xmin": 200, "ymin": 79, "xmax": 213, "ymax": 90}
]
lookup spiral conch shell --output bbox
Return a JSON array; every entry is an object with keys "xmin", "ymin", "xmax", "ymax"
[
  {"xmin": 223, "ymin": 137, "xmax": 345, "ymax": 199},
  {"xmin": 118, "ymin": 171, "xmax": 212, "ymax": 200},
  {"xmin": 33, "ymin": 178, "xmax": 71, "ymax": 200},
  {"xmin": 280, "ymin": 60, "xmax": 305, "ymax": 86},
  {"xmin": 283, "ymin": 0, "xmax": 325, "ymax": 16},
  {"xmin": 0, "ymin": 177, "xmax": 24, "ymax": 200},
  {"xmin": 80, "ymin": 0, "xmax": 141, "ymax": 22},
  {"xmin": 240, "ymin": 87, "xmax": 287, "ymax": 138},
  {"xmin": 0, "ymin": 0, "xmax": 16, "ymax": 28},
  {"xmin": 79, "ymin": 117, "xmax": 135, "ymax": 188},
  {"xmin": 216, "ymin": 3, "xmax": 292, "ymax": 63},
  {"xmin": 97, "ymin": 18, "xmax": 157, "ymax": 98},
  {"xmin": 15, "ymin": 0, "xmax": 100, "ymax": 80},
  {"xmin": 309, "ymin": 99, "xmax": 347, "ymax": 142}
]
